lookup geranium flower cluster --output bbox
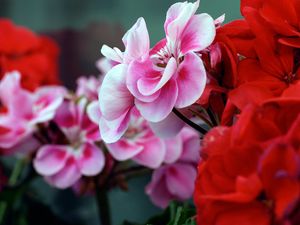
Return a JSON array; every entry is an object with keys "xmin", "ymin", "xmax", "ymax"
[{"xmin": 1, "ymin": 0, "xmax": 300, "ymax": 224}]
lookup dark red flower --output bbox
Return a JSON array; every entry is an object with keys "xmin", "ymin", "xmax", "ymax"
[
  {"xmin": 195, "ymin": 99, "xmax": 300, "ymax": 225},
  {"xmin": 0, "ymin": 19, "xmax": 60, "ymax": 91}
]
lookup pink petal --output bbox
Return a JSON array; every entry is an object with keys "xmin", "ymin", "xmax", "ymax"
[
  {"xmin": 149, "ymin": 112, "xmax": 185, "ymax": 138},
  {"xmin": 99, "ymin": 64, "xmax": 134, "ymax": 120},
  {"xmin": 84, "ymin": 123, "xmax": 101, "ymax": 142},
  {"xmin": 107, "ymin": 139, "xmax": 143, "ymax": 161},
  {"xmin": 163, "ymin": 136, "xmax": 183, "ymax": 164},
  {"xmin": 135, "ymin": 79, "xmax": 178, "ymax": 122},
  {"xmin": 32, "ymin": 86, "xmax": 66, "ymax": 123},
  {"xmin": 0, "ymin": 71, "xmax": 21, "ymax": 106},
  {"xmin": 164, "ymin": 0, "xmax": 199, "ymax": 41},
  {"xmin": 33, "ymin": 145, "xmax": 69, "ymax": 176},
  {"xmin": 122, "ymin": 17, "xmax": 150, "ymax": 64},
  {"xmin": 0, "ymin": 71, "xmax": 34, "ymax": 119},
  {"xmin": 175, "ymin": 52, "xmax": 207, "ymax": 108},
  {"xmin": 133, "ymin": 137, "xmax": 165, "ymax": 169},
  {"xmin": 76, "ymin": 76, "xmax": 102, "ymax": 101},
  {"xmin": 179, "ymin": 127, "xmax": 201, "ymax": 163},
  {"xmin": 180, "ymin": 13, "xmax": 216, "ymax": 54},
  {"xmin": 78, "ymin": 143, "xmax": 105, "ymax": 176},
  {"xmin": 127, "ymin": 58, "xmax": 161, "ymax": 102},
  {"xmin": 101, "ymin": 45, "xmax": 123, "ymax": 63},
  {"xmin": 46, "ymin": 157, "xmax": 81, "ymax": 189},
  {"xmin": 54, "ymin": 100, "xmax": 77, "ymax": 128},
  {"xmin": 166, "ymin": 163, "xmax": 197, "ymax": 200},
  {"xmin": 214, "ymin": 14, "xmax": 225, "ymax": 27},
  {"xmin": 146, "ymin": 168, "xmax": 173, "ymax": 208},
  {"xmin": 96, "ymin": 57, "xmax": 114, "ymax": 74},
  {"xmin": 99, "ymin": 109, "xmax": 131, "ymax": 143},
  {"xmin": 0, "ymin": 117, "xmax": 31, "ymax": 149},
  {"xmin": 87, "ymin": 101, "xmax": 101, "ymax": 124},
  {"xmin": 149, "ymin": 38, "xmax": 167, "ymax": 56},
  {"xmin": 137, "ymin": 57, "xmax": 177, "ymax": 96}
]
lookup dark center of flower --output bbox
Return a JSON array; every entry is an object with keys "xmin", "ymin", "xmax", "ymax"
[{"xmin": 284, "ymin": 72, "xmax": 297, "ymax": 84}]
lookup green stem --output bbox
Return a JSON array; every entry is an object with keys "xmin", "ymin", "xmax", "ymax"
[
  {"xmin": 0, "ymin": 202, "xmax": 7, "ymax": 224},
  {"xmin": 0, "ymin": 163, "xmax": 36, "ymax": 225},
  {"xmin": 95, "ymin": 183, "xmax": 111, "ymax": 225},
  {"xmin": 8, "ymin": 158, "xmax": 25, "ymax": 186}
]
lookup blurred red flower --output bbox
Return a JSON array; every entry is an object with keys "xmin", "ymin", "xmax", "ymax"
[
  {"xmin": 0, "ymin": 19, "xmax": 60, "ymax": 91},
  {"xmin": 195, "ymin": 99, "xmax": 300, "ymax": 225}
]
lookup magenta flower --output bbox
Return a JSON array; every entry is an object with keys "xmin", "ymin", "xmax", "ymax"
[
  {"xmin": 127, "ymin": 0, "xmax": 215, "ymax": 122},
  {"xmin": 146, "ymin": 127, "xmax": 200, "ymax": 208},
  {"xmin": 34, "ymin": 98, "xmax": 105, "ymax": 189},
  {"xmin": 0, "ymin": 71, "xmax": 65, "ymax": 154}
]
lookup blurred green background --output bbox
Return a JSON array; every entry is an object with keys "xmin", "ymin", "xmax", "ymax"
[
  {"xmin": 0, "ymin": 0, "xmax": 241, "ymax": 89},
  {"xmin": 0, "ymin": 0, "xmax": 241, "ymax": 224},
  {"xmin": 0, "ymin": 0, "xmax": 241, "ymax": 43}
]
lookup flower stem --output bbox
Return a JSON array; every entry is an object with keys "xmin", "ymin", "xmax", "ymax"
[
  {"xmin": 0, "ymin": 202, "xmax": 7, "ymax": 224},
  {"xmin": 207, "ymin": 108, "xmax": 219, "ymax": 126},
  {"xmin": 95, "ymin": 182, "xmax": 111, "ymax": 225},
  {"xmin": 8, "ymin": 158, "xmax": 26, "ymax": 186},
  {"xmin": 172, "ymin": 108, "xmax": 208, "ymax": 134},
  {"xmin": 112, "ymin": 165, "xmax": 148, "ymax": 177}
]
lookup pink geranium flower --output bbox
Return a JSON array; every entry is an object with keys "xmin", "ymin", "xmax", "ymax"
[
  {"xmin": 97, "ymin": 0, "xmax": 215, "ymax": 143},
  {"xmin": 88, "ymin": 103, "xmax": 166, "ymax": 168},
  {"xmin": 34, "ymin": 98, "xmax": 105, "ymax": 189},
  {"xmin": 146, "ymin": 127, "xmax": 201, "ymax": 208},
  {"xmin": 127, "ymin": 0, "xmax": 215, "ymax": 122},
  {"xmin": 76, "ymin": 76, "xmax": 102, "ymax": 101},
  {"xmin": 0, "ymin": 71, "xmax": 65, "ymax": 154}
]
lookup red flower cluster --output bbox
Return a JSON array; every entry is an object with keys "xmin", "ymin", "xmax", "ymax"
[
  {"xmin": 195, "ymin": 0, "xmax": 300, "ymax": 224},
  {"xmin": 0, "ymin": 19, "xmax": 60, "ymax": 91},
  {"xmin": 195, "ymin": 99, "xmax": 300, "ymax": 224},
  {"xmin": 229, "ymin": 0, "xmax": 300, "ymax": 110}
]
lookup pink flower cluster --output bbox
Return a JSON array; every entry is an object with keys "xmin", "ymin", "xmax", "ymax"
[
  {"xmin": 88, "ymin": 98, "xmax": 201, "ymax": 207},
  {"xmin": 0, "ymin": 72, "xmax": 105, "ymax": 189},
  {"xmin": 0, "ymin": 0, "xmax": 208, "ymax": 209}
]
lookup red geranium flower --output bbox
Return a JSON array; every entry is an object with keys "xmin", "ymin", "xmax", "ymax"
[
  {"xmin": 0, "ymin": 19, "xmax": 60, "ymax": 91},
  {"xmin": 241, "ymin": 0, "xmax": 300, "ymax": 48},
  {"xmin": 195, "ymin": 99, "xmax": 300, "ymax": 225},
  {"xmin": 228, "ymin": 3, "xmax": 300, "ymax": 111}
]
